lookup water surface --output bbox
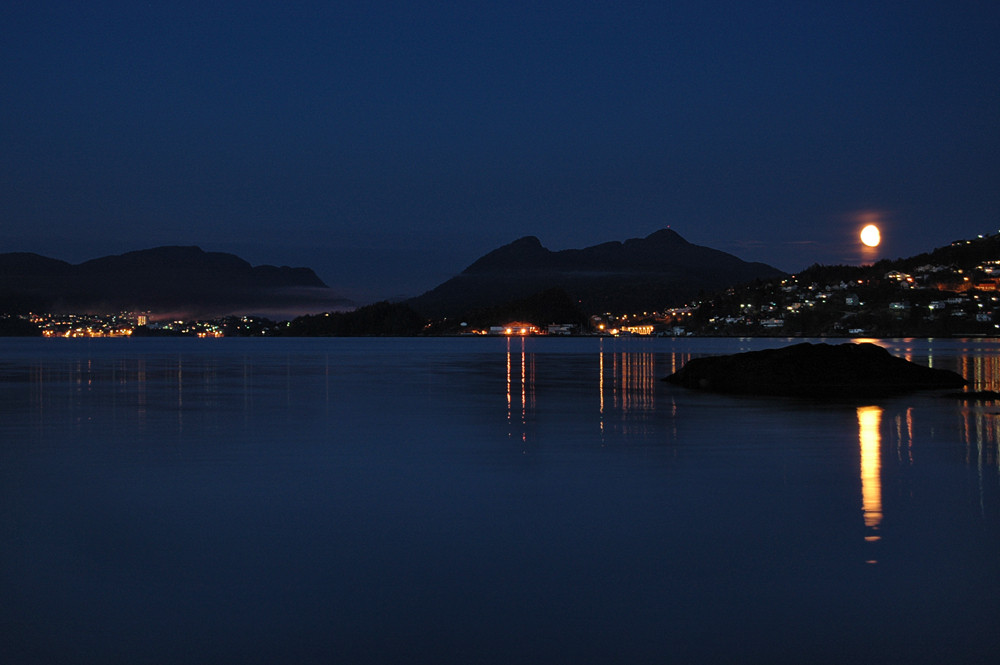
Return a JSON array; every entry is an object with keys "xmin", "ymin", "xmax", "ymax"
[{"xmin": 2, "ymin": 337, "xmax": 998, "ymax": 663}]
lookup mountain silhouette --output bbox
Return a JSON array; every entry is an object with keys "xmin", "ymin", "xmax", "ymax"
[
  {"xmin": 0, "ymin": 246, "xmax": 350, "ymax": 318},
  {"xmin": 407, "ymin": 229, "xmax": 785, "ymax": 316}
]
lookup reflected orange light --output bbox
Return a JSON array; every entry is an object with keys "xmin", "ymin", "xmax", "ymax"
[
  {"xmin": 858, "ymin": 406, "xmax": 883, "ymax": 542},
  {"xmin": 599, "ymin": 346, "xmax": 605, "ymax": 419},
  {"xmin": 506, "ymin": 338, "xmax": 512, "ymax": 424},
  {"xmin": 505, "ymin": 336, "xmax": 532, "ymax": 443}
]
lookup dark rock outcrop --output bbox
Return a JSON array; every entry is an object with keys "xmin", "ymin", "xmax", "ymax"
[{"xmin": 664, "ymin": 342, "xmax": 967, "ymax": 398}]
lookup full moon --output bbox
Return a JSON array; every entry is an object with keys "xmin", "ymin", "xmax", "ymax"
[{"xmin": 860, "ymin": 224, "xmax": 881, "ymax": 247}]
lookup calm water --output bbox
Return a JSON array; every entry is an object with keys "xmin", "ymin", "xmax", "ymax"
[{"xmin": 2, "ymin": 337, "xmax": 998, "ymax": 664}]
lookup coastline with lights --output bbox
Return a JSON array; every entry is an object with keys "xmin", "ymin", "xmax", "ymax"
[{"xmin": 4, "ymin": 232, "xmax": 1000, "ymax": 339}]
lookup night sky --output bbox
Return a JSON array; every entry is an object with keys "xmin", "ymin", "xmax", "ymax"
[{"xmin": 3, "ymin": 1, "xmax": 998, "ymax": 303}]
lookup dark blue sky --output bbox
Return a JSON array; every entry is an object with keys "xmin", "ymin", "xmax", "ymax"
[{"xmin": 3, "ymin": 1, "xmax": 998, "ymax": 302}]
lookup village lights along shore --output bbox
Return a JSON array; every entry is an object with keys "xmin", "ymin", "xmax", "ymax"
[{"xmin": 9, "ymin": 233, "xmax": 1000, "ymax": 340}]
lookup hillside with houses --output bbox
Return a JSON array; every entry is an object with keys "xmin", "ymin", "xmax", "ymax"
[{"xmin": 669, "ymin": 233, "xmax": 1000, "ymax": 338}]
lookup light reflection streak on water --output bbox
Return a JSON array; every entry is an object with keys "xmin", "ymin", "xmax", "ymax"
[
  {"xmin": 506, "ymin": 339, "xmax": 511, "ymax": 426},
  {"xmin": 502, "ymin": 340, "xmax": 666, "ymax": 443},
  {"xmin": 610, "ymin": 352, "xmax": 656, "ymax": 414},
  {"xmin": 505, "ymin": 336, "xmax": 532, "ymax": 443},
  {"xmin": 958, "ymin": 405, "xmax": 1000, "ymax": 517},
  {"xmin": 958, "ymin": 353, "xmax": 1000, "ymax": 392},
  {"xmin": 877, "ymin": 338, "xmax": 1000, "ymax": 393},
  {"xmin": 893, "ymin": 408, "xmax": 914, "ymax": 465},
  {"xmin": 596, "ymin": 349, "xmax": 661, "ymax": 438},
  {"xmin": 858, "ymin": 406, "xmax": 883, "ymax": 548},
  {"xmin": 523, "ymin": 343, "xmax": 529, "ymax": 426},
  {"xmin": 598, "ymin": 341, "xmax": 604, "ymax": 434}
]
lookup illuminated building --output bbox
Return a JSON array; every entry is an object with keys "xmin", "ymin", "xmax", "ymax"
[
  {"xmin": 619, "ymin": 324, "xmax": 654, "ymax": 335},
  {"xmin": 493, "ymin": 322, "xmax": 539, "ymax": 335}
]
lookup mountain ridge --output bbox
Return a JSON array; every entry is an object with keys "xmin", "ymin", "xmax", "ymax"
[
  {"xmin": 408, "ymin": 229, "xmax": 786, "ymax": 317},
  {"xmin": 0, "ymin": 245, "xmax": 348, "ymax": 318}
]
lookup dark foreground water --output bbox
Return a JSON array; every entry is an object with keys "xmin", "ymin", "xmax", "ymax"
[{"xmin": 2, "ymin": 337, "xmax": 999, "ymax": 664}]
